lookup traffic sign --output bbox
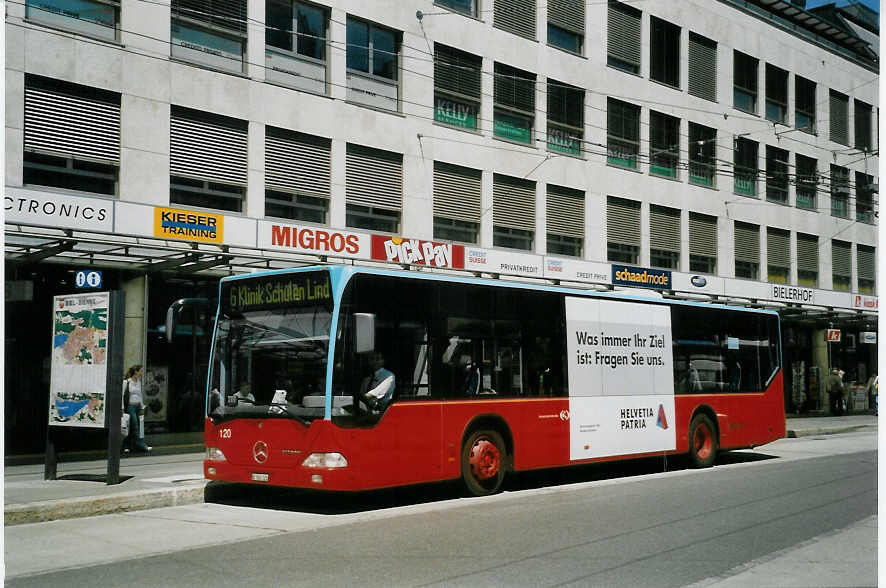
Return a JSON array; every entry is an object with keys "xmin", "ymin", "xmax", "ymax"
[
  {"xmin": 826, "ymin": 329, "xmax": 841, "ymax": 342},
  {"xmin": 74, "ymin": 270, "xmax": 103, "ymax": 289}
]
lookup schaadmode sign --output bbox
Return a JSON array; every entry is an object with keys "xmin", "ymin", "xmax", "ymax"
[{"xmin": 565, "ymin": 297, "xmax": 676, "ymax": 461}]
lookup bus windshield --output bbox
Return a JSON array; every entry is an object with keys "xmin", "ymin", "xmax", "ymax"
[{"xmin": 209, "ymin": 271, "xmax": 333, "ymax": 423}]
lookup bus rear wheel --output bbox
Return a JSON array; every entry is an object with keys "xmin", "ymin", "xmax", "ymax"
[
  {"xmin": 461, "ymin": 429, "xmax": 507, "ymax": 496},
  {"xmin": 688, "ymin": 414, "xmax": 718, "ymax": 468}
]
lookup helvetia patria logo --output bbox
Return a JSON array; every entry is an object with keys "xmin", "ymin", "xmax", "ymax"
[{"xmin": 656, "ymin": 404, "xmax": 669, "ymax": 430}]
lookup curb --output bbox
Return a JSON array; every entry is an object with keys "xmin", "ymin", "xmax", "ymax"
[
  {"xmin": 786, "ymin": 424, "xmax": 877, "ymax": 438},
  {"xmin": 5, "ymin": 483, "xmax": 207, "ymax": 526}
]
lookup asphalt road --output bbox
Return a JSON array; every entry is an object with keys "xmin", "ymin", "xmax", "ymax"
[{"xmin": 5, "ymin": 432, "xmax": 877, "ymax": 587}]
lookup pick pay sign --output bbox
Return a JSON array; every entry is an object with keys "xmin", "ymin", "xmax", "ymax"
[{"xmin": 565, "ymin": 297, "xmax": 676, "ymax": 461}]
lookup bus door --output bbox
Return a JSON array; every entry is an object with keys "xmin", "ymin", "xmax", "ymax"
[{"xmin": 333, "ymin": 274, "xmax": 443, "ymax": 486}]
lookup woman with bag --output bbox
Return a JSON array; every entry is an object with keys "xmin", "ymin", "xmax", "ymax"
[{"xmin": 122, "ymin": 365, "xmax": 152, "ymax": 454}]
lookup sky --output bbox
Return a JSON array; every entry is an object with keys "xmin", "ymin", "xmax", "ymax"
[{"xmin": 804, "ymin": 0, "xmax": 880, "ymax": 14}]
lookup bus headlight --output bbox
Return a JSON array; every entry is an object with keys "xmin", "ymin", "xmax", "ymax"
[
  {"xmin": 301, "ymin": 452, "xmax": 348, "ymax": 468},
  {"xmin": 206, "ymin": 447, "xmax": 227, "ymax": 462}
]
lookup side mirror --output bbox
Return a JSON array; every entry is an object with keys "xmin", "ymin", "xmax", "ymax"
[{"xmin": 355, "ymin": 313, "xmax": 375, "ymax": 353}]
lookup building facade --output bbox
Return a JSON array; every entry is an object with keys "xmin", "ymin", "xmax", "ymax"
[{"xmin": 4, "ymin": 0, "xmax": 878, "ymax": 456}]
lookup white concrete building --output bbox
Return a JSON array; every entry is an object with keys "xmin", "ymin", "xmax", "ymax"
[{"xmin": 4, "ymin": 0, "xmax": 878, "ymax": 455}]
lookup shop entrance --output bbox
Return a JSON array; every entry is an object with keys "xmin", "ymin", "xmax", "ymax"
[{"xmin": 145, "ymin": 276, "xmax": 217, "ymax": 435}]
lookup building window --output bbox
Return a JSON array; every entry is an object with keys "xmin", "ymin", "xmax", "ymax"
[
  {"xmin": 607, "ymin": 98, "xmax": 640, "ymax": 169},
  {"xmin": 493, "ymin": 174, "xmax": 535, "ymax": 251},
  {"xmin": 265, "ymin": 191, "xmax": 327, "ymax": 223},
  {"xmin": 547, "ymin": 0, "xmax": 584, "ymax": 54},
  {"xmin": 546, "ymin": 185, "xmax": 584, "ymax": 257},
  {"xmin": 830, "ymin": 164, "xmax": 850, "ymax": 218},
  {"xmin": 688, "ymin": 123, "xmax": 716, "ymax": 187},
  {"xmin": 494, "ymin": 63, "xmax": 535, "ymax": 145},
  {"xmin": 796, "ymin": 233, "xmax": 818, "ymax": 287},
  {"xmin": 434, "ymin": 44, "xmax": 481, "ymax": 131},
  {"xmin": 765, "ymin": 145, "xmax": 789, "ymax": 204},
  {"xmin": 494, "ymin": 226, "xmax": 534, "ymax": 251},
  {"xmin": 171, "ymin": 0, "xmax": 246, "ymax": 74},
  {"xmin": 494, "ymin": 0, "xmax": 536, "ymax": 40},
  {"xmin": 171, "ymin": 177, "xmax": 244, "ymax": 212},
  {"xmin": 857, "ymin": 245, "xmax": 876, "ymax": 294},
  {"xmin": 434, "ymin": 217, "xmax": 479, "ymax": 244},
  {"xmin": 26, "ymin": 0, "xmax": 119, "ymax": 40},
  {"xmin": 607, "ymin": 1, "xmax": 641, "ymax": 74},
  {"xmin": 733, "ymin": 51, "xmax": 758, "ymax": 114},
  {"xmin": 23, "ymin": 75, "xmax": 120, "ymax": 196},
  {"xmin": 650, "ymin": 205, "xmax": 680, "ymax": 269},
  {"xmin": 170, "ymin": 106, "xmax": 247, "ymax": 212},
  {"xmin": 265, "ymin": 0, "xmax": 328, "ymax": 94},
  {"xmin": 795, "ymin": 155, "xmax": 817, "ymax": 210},
  {"xmin": 733, "ymin": 137, "xmax": 758, "ymax": 197},
  {"xmin": 435, "ymin": 0, "xmax": 475, "ymax": 17},
  {"xmin": 795, "ymin": 76, "xmax": 816, "ymax": 134},
  {"xmin": 650, "ymin": 16, "xmax": 680, "ymax": 88},
  {"xmin": 765, "ymin": 64, "xmax": 788, "ymax": 124},
  {"xmin": 346, "ymin": 143, "xmax": 402, "ymax": 232},
  {"xmin": 547, "ymin": 80, "xmax": 583, "ymax": 155},
  {"xmin": 346, "ymin": 17, "xmax": 400, "ymax": 111},
  {"xmin": 829, "ymin": 90, "xmax": 849, "ymax": 146},
  {"xmin": 832, "ymin": 240, "xmax": 851, "ymax": 291},
  {"xmin": 24, "ymin": 152, "xmax": 117, "ymax": 195},
  {"xmin": 649, "ymin": 111, "xmax": 679, "ymax": 178},
  {"xmin": 734, "ymin": 221, "xmax": 759, "ymax": 280},
  {"xmin": 688, "ymin": 32, "xmax": 717, "ymax": 102},
  {"xmin": 854, "ymin": 100, "xmax": 873, "ymax": 152},
  {"xmin": 766, "ymin": 227, "xmax": 789, "ymax": 284},
  {"xmin": 689, "ymin": 212, "xmax": 717, "ymax": 274},
  {"xmin": 265, "ymin": 127, "xmax": 331, "ymax": 222},
  {"xmin": 433, "ymin": 161, "xmax": 481, "ymax": 244},
  {"xmin": 346, "ymin": 204, "xmax": 399, "ymax": 233},
  {"xmin": 607, "ymin": 196, "xmax": 640, "ymax": 264},
  {"xmin": 856, "ymin": 172, "xmax": 875, "ymax": 224}
]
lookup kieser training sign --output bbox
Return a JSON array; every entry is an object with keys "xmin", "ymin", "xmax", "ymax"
[
  {"xmin": 154, "ymin": 207, "xmax": 224, "ymax": 244},
  {"xmin": 565, "ymin": 297, "xmax": 675, "ymax": 460}
]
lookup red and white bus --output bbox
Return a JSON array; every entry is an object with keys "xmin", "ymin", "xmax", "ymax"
[{"xmin": 204, "ymin": 265, "xmax": 785, "ymax": 495}]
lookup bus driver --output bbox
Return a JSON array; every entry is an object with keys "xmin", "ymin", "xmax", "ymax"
[{"xmin": 359, "ymin": 351, "xmax": 395, "ymax": 411}]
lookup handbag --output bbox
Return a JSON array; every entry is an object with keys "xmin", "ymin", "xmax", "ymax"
[{"xmin": 121, "ymin": 412, "xmax": 130, "ymax": 438}]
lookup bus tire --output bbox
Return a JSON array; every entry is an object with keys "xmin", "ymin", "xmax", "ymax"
[
  {"xmin": 688, "ymin": 414, "xmax": 718, "ymax": 468},
  {"xmin": 461, "ymin": 429, "xmax": 507, "ymax": 496}
]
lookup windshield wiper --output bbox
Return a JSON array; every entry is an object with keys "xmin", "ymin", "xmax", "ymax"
[{"xmin": 268, "ymin": 402, "xmax": 309, "ymax": 425}]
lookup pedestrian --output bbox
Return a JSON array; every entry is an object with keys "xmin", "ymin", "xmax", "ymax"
[
  {"xmin": 122, "ymin": 365, "xmax": 152, "ymax": 453},
  {"xmin": 827, "ymin": 367, "xmax": 845, "ymax": 416}
]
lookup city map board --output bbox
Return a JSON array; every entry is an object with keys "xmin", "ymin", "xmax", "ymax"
[{"xmin": 48, "ymin": 292, "xmax": 110, "ymax": 428}]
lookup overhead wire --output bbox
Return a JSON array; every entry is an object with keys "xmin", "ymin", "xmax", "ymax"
[{"xmin": 7, "ymin": 8, "xmax": 879, "ymax": 214}]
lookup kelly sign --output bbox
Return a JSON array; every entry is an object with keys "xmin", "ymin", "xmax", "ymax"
[{"xmin": 371, "ymin": 235, "xmax": 465, "ymax": 269}]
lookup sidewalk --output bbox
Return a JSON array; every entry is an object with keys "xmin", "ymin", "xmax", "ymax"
[{"xmin": 3, "ymin": 414, "xmax": 878, "ymax": 526}]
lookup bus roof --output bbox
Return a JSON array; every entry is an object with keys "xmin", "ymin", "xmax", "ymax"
[{"xmin": 218, "ymin": 264, "xmax": 781, "ymax": 317}]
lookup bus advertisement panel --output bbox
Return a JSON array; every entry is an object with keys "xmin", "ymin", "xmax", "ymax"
[{"xmin": 566, "ymin": 297, "xmax": 675, "ymax": 460}]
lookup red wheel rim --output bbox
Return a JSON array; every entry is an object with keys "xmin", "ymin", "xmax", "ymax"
[
  {"xmin": 469, "ymin": 438, "xmax": 501, "ymax": 480},
  {"xmin": 694, "ymin": 423, "xmax": 712, "ymax": 460}
]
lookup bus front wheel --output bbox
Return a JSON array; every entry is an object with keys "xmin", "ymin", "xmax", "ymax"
[
  {"xmin": 688, "ymin": 414, "xmax": 718, "ymax": 468},
  {"xmin": 461, "ymin": 429, "xmax": 507, "ymax": 496}
]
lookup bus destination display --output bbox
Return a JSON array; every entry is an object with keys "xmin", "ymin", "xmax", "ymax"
[{"xmin": 222, "ymin": 272, "xmax": 332, "ymax": 314}]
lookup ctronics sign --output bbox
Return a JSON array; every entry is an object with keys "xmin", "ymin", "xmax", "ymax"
[{"xmin": 612, "ymin": 265, "xmax": 672, "ymax": 290}]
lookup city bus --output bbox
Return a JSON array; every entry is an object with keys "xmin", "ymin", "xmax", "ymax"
[{"xmin": 204, "ymin": 265, "xmax": 784, "ymax": 496}]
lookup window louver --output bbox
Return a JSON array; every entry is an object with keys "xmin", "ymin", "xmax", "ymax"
[
  {"xmin": 346, "ymin": 143, "xmax": 403, "ymax": 211},
  {"xmin": 170, "ymin": 107, "xmax": 247, "ymax": 185},
  {"xmin": 265, "ymin": 127, "xmax": 331, "ymax": 198},
  {"xmin": 493, "ymin": 174, "xmax": 536, "ymax": 230},
  {"xmin": 607, "ymin": 196, "xmax": 641, "ymax": 246},
  {"xmin": 434, "ymin": 162, "xmax": 481, "ymax": 223},
  {"xmin": 546, "ymin": 185, "xmax": 584, "ymax": 238}
]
